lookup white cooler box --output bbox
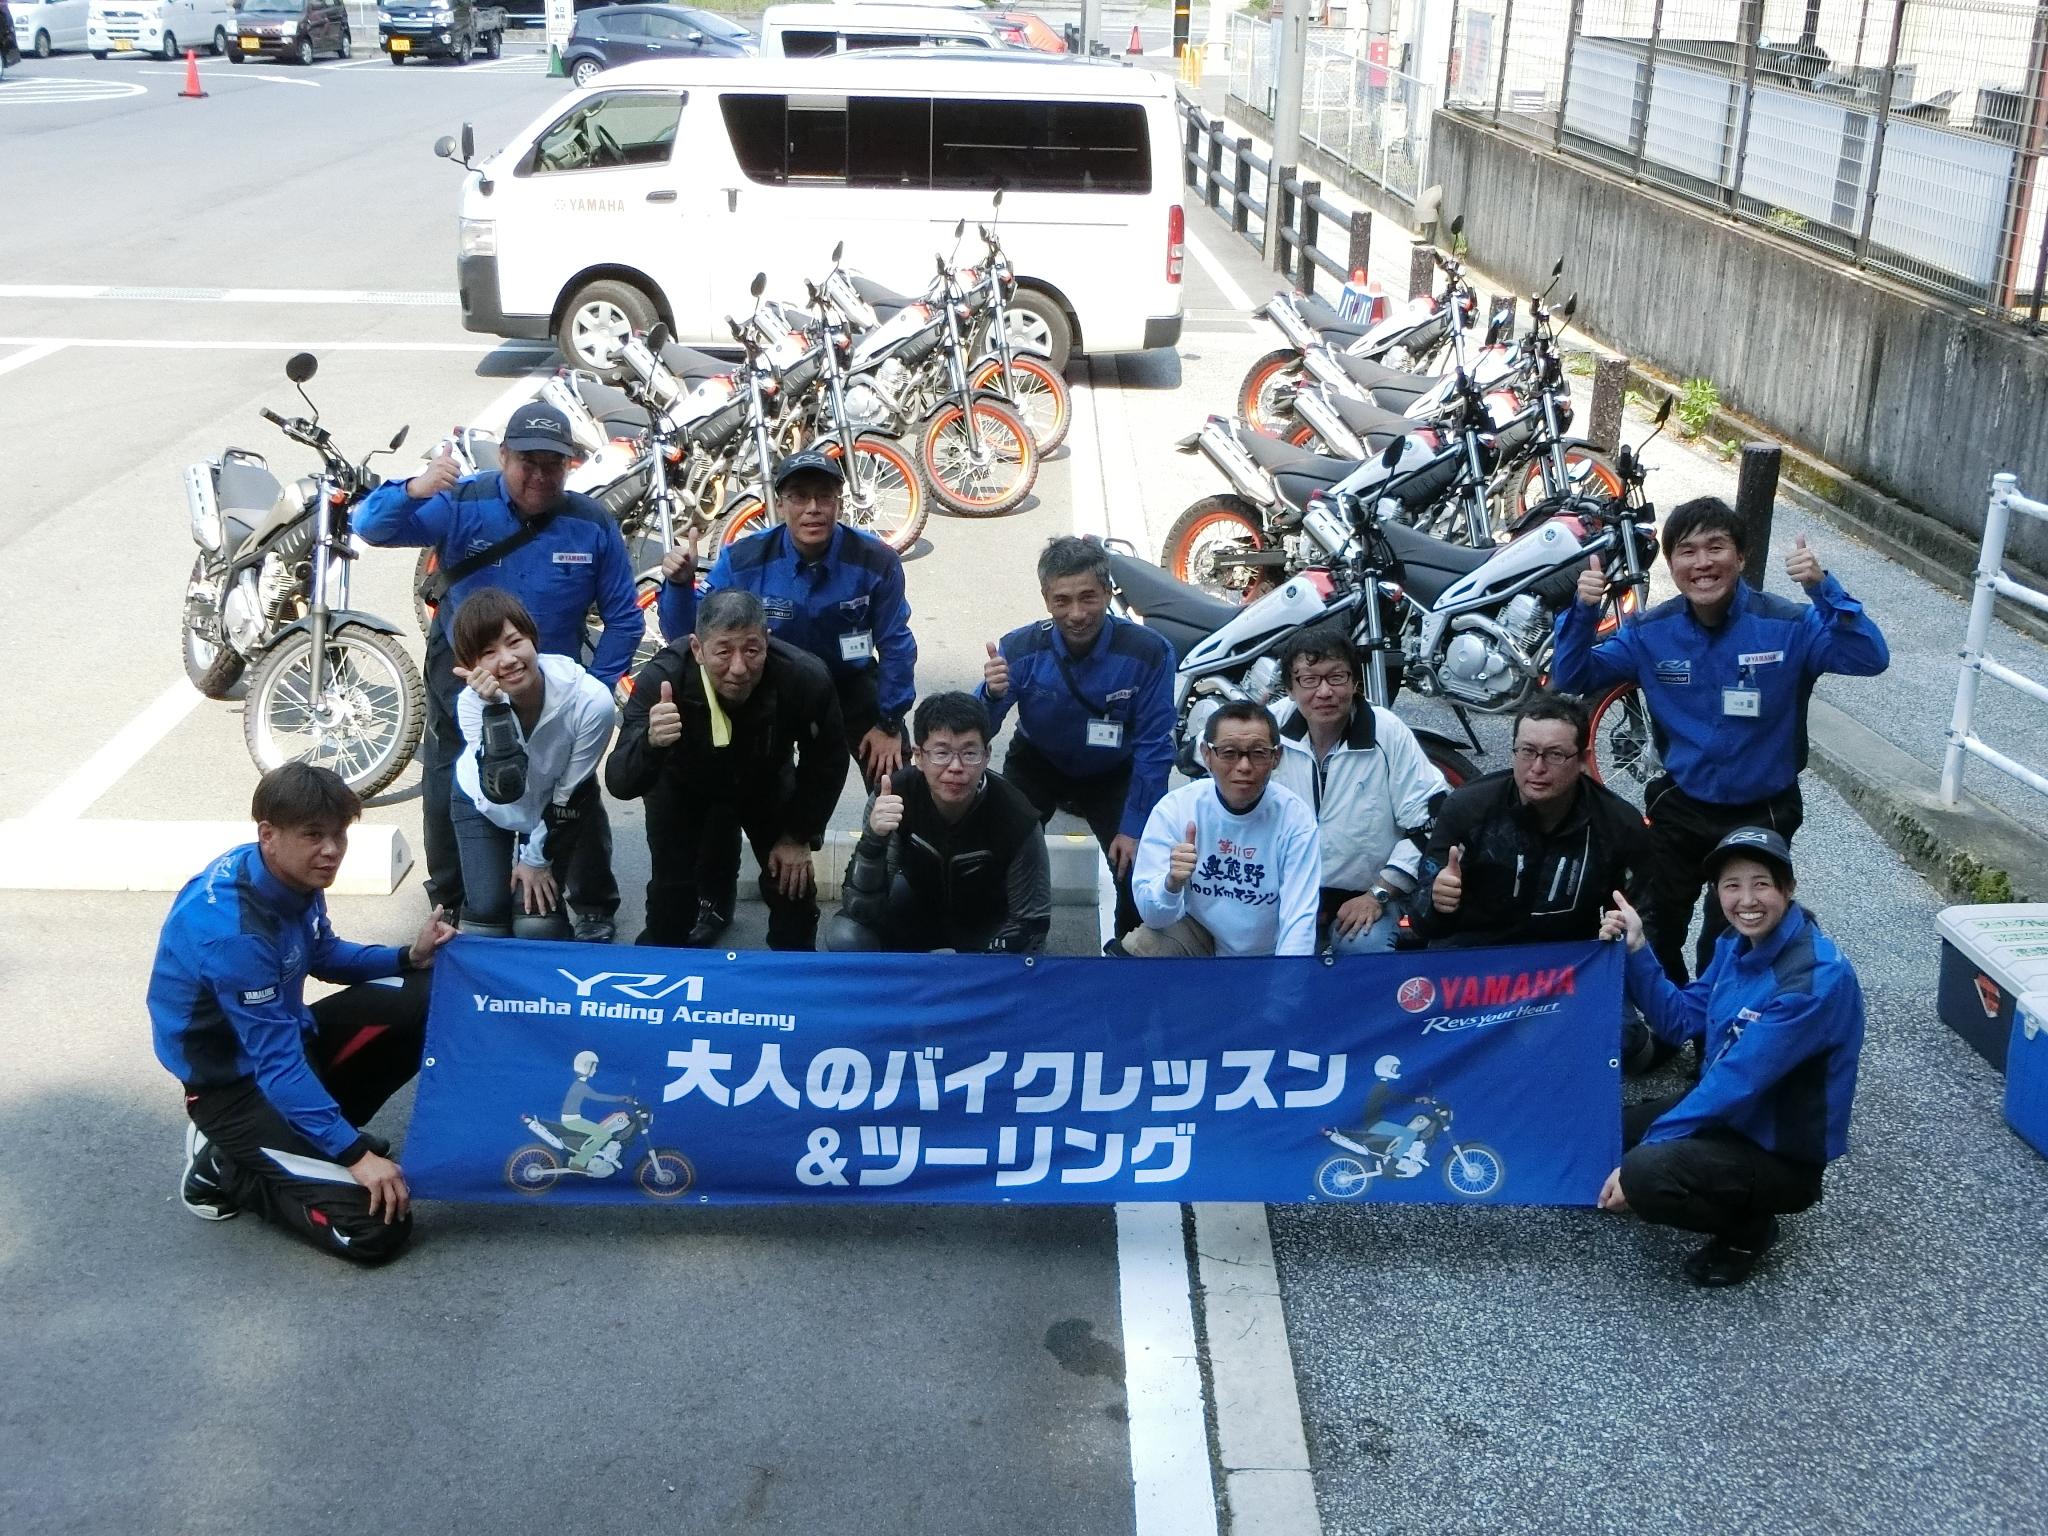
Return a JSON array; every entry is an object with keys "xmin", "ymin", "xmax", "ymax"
[
  {"xmin": 1935, "ymin": 904, "xmax": 2048, "ymax": 1071},
  {"xmin": 2010, "ymin": 993, "xmax": 2048, "ymax": 1159}
]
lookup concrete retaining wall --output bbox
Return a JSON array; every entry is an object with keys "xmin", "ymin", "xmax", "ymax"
[{"xmin": 1430, "ymin": 110, "xmax": 2048, "ymax": 571}]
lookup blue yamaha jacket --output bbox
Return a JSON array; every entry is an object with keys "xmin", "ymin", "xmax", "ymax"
[
  {"xmin": 147, "ymin": 844, "xmax": 406, "ymax": 1163},
  {"xmin": 657, "ymin": 523, "xmax": 916, "ymax": 720},
  {"xmin": 975, "ymin": 616, "xmax": 1176, "ymax": 840},
  {"xmin": 356, "ymin": 473, "xmax": 641, "ymax": 688},
  {"xmin": 1625, "ymin": 904, "xmax": 1864, "ymax": 1163},
  {"xmin": 1549, "ymin": 575, "xmax": 1888, "ymax": 804}
]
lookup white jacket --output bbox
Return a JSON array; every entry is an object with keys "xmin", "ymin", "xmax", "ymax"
[
  {"xmin": 1132, "ymin": 778, "xmax": 1321, "ymax": 956},
  {"xmin": 456, "ymin": 653, "xmax": 617, "ymax": 867},
  {"xmin": 1269, "ymin": 699, "xmax": 1445, "ymax": 893}
]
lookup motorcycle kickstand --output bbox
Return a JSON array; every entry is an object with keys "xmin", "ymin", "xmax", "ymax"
[{"xmin": 1449, "ymin": 704, "xmax": 1486, "ymax": 757}]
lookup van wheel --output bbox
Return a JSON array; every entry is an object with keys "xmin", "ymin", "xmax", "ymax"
[
  {"xmin": 212, "ymin": 25, "xmax": 228, "ymax": 53},
  {"xmin": 484, "ymin": 26, "xmax": 501, "ymax": 57},
  {"xmin": 294, "ymin": 33, "xmax": 313, "ymax": 64},
  {"xmin": 1005, "ymin": 289, "xmax": 1073, "ymax": 373},
  {"xmin": 93, "ymin": 49, "xmax": 109, "ymax": 58},
  {"xmin": 34, "ymin": 29, "xmax": 53, "ymax": 57},
  {"xmin": 338, "ymin": 25, "xmax": 352, "ymax": 57},
  {"xmin": 158, "ymin": 30, "xmax": 179, "ymax": 59},
  {"xmin": 560, "ymin": 279, "xmax": 656, "ymax": 377}
]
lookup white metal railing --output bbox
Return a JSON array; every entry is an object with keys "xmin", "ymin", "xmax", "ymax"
[{"xmin": 1941, "ymin": 472, "xmax": 2048, "ymax": 805}]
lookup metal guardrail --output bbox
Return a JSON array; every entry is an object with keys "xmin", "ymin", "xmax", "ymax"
[
  {"xmin": 1176, "ymin": 94, "xmax": 1376, "ymax": 298},
  {"xmin": 1942, "ymin": 472, "xmax": 2048, "ymax": 805}
]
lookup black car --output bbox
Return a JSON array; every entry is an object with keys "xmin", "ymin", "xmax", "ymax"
[
  {"xmin": 231, "ymin": 0, "xmax": 351, "ymax": 63},
  {"xmin": 563, "ymin": 4, "xmax": 753, "ymax": 88}
]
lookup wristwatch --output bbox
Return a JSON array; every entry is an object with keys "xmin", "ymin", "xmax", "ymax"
[{"xmin": 1369, "ymin": 885, "xmax": 1398, "ymax": 906}]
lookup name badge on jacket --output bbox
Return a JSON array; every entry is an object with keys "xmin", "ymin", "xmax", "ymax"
[
  {"xmin": 839, "ymin": 632, "xmax": 874, "ymax": 663},
  {"xmin": 1086, "ymin": 720, "xmax": 1125, "ymax": 749},
  {"xmin": 552, "ymin": 551, "xmax": 592, "ymax": 565}
]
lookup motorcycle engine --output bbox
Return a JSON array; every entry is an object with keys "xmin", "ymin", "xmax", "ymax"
[
  {"xmin": 1439, "ymin": 595, "xmax": 1550, "ymax": 707},
  {"xmin": 221, "ymin": 570, "xmax": 268, "ymax": 653},
  {"xmin": 258, "ymin": 551, "xmax": 299, "ymax": 621},
  {"xmin": 844, "ymin": 358, "xmax": 912, "ymax": 431}
]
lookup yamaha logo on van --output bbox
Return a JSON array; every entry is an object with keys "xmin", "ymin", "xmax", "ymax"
[{"xmin": 553, "ymin": 197, "xmax": 626, "ymax": 216}]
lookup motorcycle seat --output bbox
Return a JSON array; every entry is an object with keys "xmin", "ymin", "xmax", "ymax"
[
  {"xmin": 216, "ymin": 457, "xmax": 284, "ymax": 515},
  {"xmin": 1380, "ymin": 520, "xmax": 1492, "ymax": 603},
  {"xmin": 573, "ymin": 378, "xmax": 653, "ymax": 436},
  {"xmin": 1294, "ymin": 290, "xmax": 1373, "ymax": 343},
  {"xmin": 1238, "ymin": 428, "xmax": 1360, "ymax": 479},
  {"xmin": 657, "ymin": 341, "xmax": 736, "ymax": 385},
  {"xmin": 1273, "ymin": 466, "xmax": 1353, "ymax": 510},
  {"xmin": 1332, "ymin": 350, "xmax": 1440, "ymax": 393},
  {"xmin": 1328, "ymin": 394, "xmax": 1429, "ymax": 443},
  {"xmin": 1106, "ymin": 551, "xmax": 1243, "ymax": 650},
  {"xmin": 469, "ymin": 436, "xmax": 501, "ymax": 473},
  {"xmin": 851, "ymin": 273, "xmax": 920, "ymax": 320}
]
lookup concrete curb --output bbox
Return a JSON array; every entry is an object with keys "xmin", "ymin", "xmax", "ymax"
[
  {"xmin": 1192, "ymin": 1203, "xmax": 1324, "ymax": 1536},
  {"xmin": 1807, "ymin": 700, "xmax": 2045, "ymax": 905}
]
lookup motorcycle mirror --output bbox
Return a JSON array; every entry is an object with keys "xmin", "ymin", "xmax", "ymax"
[
  {"xmin": 993, "ymin": 187, "xmax": 1004, "ymax": 209},
  {"xmin": 646, "ymin": 321, "xmax": 670, "ymax": 351},
  {"xmin": 461, "ymin": 123, "xmax": 474, "ymax": 162},
  {"xmin": 749, "ymin": 272, "xmax": 766, "ymax": 299},
  {"xmin": 433, "ymin": 135, "xmax": 456, "ymax": 160},
  {"xmin": 1380, "ymin": 435, "xmax": 1404, "ymax": 470},
  {"xmin": 1655, "ymin": 396, "xmax": 1673, "ymax": 425},
  {"xmin": 1560, "ymin": 292, "xmax": 1578, "ymax": 320},
  {"xmin": 936, "ymin": 252, "xmax": 947, "ymax": 276},
  {"xmin": 832, "ymin": 239, "xmax": 844, "ymax": 263},
  {"xmin": 285, "ymin": 352, "xmax": 317, "ymax": 384},
  {"xmin": 389, "ymin": 425, "xmax": 409, "ymax": 452},
  {"xmin": 1551, "ymin": 257, "xmax": 1564, "ymax": 278},
  {"xmin": 954, "ymin": 217, "xmax": 965, "ymax": 238},
  {"xmin": 1449, "ymin": 213, "xmax": 1465, "ymax": 239}
]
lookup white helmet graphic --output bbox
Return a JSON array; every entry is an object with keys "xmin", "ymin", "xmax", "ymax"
[
  {"xmin": 1374, "ymin": 1054, "xmax": 1402, "ymax": 1082},
  {"xmin": 573, "ymin": 1050, "xmax": 600, "ymax": 1077}
]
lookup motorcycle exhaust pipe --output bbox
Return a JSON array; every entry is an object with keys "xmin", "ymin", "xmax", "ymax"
[
  {"xmin": 1302, "ymin": 348, "xmax": 1364, "ymax": 398},
  {"xmin": 1265, "ymin": 297, "xmax": 1320, "ymax": 353},
  {"xmin": 1294, "ymin": 392, "xmax": 1367, "ymax": 459},
  {"xmin": 522, "ymin": 1116, "xmax": 569, "ymax": 1152},
  {"xmin": 1197, "ymin": 419, "xmax": 1277, "ymax": 505}
]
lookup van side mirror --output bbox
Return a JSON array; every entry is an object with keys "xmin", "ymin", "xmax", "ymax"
[
  {"xmin": 461, "ymin": 123, "xmax": 474, "ymax": 161},
  {"xmin": 434, "ymin": 136, "xmax": 456, "ymax": 160}
]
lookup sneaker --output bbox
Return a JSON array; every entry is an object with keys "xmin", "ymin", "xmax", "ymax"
[
  {"xmin": 180, "ymin": 1122, "xmax": 239, "ymax": 1222},
  {"xmin": 685, "ymin": 900, "xmax": 733, "ymax": 948},
  {"xmin": 1102, "ymin": 936, "xmax": 1131, "ymax": 958},
  {"xmin": 572, "ymin": 914, "xmax": 617, "ymax": 945},
  {"xmin": 1681, "ymin": 1216, "xmax": 1779, "ymax": 1287}
]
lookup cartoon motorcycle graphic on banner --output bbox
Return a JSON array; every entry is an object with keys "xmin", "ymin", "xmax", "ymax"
[
  {"xmin": 505, "ymin": 1050, "xmax": 696, "ymax": 1200},
  {"xmin": 1314, "ymin": 1055, "xmax": 1506, "ymax": 1200}
]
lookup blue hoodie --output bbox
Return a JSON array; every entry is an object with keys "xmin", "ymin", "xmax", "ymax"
[{"xmin": 1625, "ymin": 903, "xmax": 1864, "ymax": 1163}]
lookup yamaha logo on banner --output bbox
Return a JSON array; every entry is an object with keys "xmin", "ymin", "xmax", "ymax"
[{"xmin": 403, "ymin": 940, "xmax": 1623, "ymax": 1207}]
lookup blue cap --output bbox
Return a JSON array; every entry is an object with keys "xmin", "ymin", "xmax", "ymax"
[
  {"xmin": 501, "ymin": 399, "xmax": 577, "ymax": 456},
  {"xmin": 1703, "ymin": 826, "xmax": 1795, "ymax": 882},
  {"xmin": 772, "ymin": 448, "xmax": 845, "ymax": 489}
]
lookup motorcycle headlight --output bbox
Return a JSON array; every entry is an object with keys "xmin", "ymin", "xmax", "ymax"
[{"xmin": 459, "ymin": 218, "xmax": 496, "ymax": 258}]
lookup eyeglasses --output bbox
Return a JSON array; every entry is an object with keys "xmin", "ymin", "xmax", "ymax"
[
  {"xmin": 1511, "ymin": 745, "xmax": 1581, "ymax": 766},
  {"xmin": 918, "ymin": 746, "xmax": 987, "ymax": 768},
  {"xmin": 1206, "ymin": 744, "xmax": 1279, "ymax": 767},
  {"xmin": 1290, "ymin": 670, "xmax": 1354, "ymax": 694},
  {"xmin": 512, "ymin": 452, "xmax": 571, "ymax": 473}
]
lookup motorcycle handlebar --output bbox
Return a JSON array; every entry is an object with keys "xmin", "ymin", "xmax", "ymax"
[{"xmin": 260, "ymin": 407, "xmax": 288, "ymax": 428}]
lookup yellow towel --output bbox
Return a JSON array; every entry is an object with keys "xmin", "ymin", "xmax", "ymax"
[{"xmin": 699, "ymin": 665, "xmax": 732, "ymax": 748}]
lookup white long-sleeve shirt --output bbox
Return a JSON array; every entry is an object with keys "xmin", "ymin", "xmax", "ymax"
[
  {"xmin": 456, "ymin": 653, "xmax": 617, "ymax": 867},
  {"xmin": 1132, "ymin": 778, "xmax": 1322, "ymax": 956}
]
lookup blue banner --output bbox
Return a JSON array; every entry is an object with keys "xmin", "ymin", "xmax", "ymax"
[{"xmin": 404, "ymin": 938, "xmax": 1622, "ymax": 1206}]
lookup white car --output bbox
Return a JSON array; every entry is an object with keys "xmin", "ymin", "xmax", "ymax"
[
  {"xmin": 87, "ymin": 0, "xmax": 236, "ymax": 57},
  {"xmin": 9, "ymin": 0, "xmax": 89, "ymax": 54}
]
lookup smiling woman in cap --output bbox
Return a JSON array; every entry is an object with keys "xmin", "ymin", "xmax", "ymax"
[{"xmin": 1596, "ymin": 826, "xmax": 1868, "ymax": 1287}]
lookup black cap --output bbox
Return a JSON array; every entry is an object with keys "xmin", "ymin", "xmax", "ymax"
[
  {"xmin": 501, "ymin": 399, "xmax": 578, "ymax": 456},
  {"xmin": 772, "ymin": 448, "xmax": 845, "ymax": 489},
  {"xmin": 1702, "ymin": 826, "xmax": 1795, "ymax": 884}
]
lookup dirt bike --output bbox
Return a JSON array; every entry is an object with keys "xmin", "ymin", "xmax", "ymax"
[
  {"xmin": 1314, "ymin": 1097, "xmax": 1506, "ymax": 1199},
  {"xmin": 504, "ymin": 1099, "xmax": 695, "ymax": 1200}
]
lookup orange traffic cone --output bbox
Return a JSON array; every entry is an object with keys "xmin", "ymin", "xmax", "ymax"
[
  {"xmin": 1127, "ymin": 23, "xmax": 1143, "ymax": 54},
  {"xmin": 178, "ymin": 47, "xmax": 207, "ymax": 98}
]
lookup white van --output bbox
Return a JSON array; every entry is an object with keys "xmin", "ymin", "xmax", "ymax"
[
  {"xmin": 87, "ymin": 0, "xmax": 236, "ymax": 56},
  {"xmin": 451, "ymin": 53, "xmax": 1184, "ymax": 371},
  {"xmin": 759, "ymin": 2, "xmax": 1002, "ymax": 57},
  {"xmin": 9, "ymin": 0, "xmax": 91, "ymax": 55}
]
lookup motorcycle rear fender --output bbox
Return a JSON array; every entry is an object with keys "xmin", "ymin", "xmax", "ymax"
[
  {"xmin": 1264, "ymin": 298, "xmax": 1318, "ymax": 352},
  {"xmin": 1293, "ymin": 394, "xmax": 1366, "ymax": 459},
  {"xmin": 1198, "ymin": 419, "xmax": 1274, "ymax": 504},
  {"xmin": 259, "ymin": 609, "xmax": 406, "ymax": 653}
]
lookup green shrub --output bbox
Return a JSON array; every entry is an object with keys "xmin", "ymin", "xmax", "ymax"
[{"xmin": 1677, "ymin": 377, "xmax": 1720, "ymax": 437}]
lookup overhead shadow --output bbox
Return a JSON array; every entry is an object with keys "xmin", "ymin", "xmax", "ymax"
[
  {"xmin": 473, "ymin": 343, "xmax": 557, "ymax": 379},
  {"xmin": 1115, "ymin": 349, "xmax": 1184, "ymax": 391}
]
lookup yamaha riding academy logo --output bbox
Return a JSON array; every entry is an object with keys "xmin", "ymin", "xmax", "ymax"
[{"xmin": 1398, "ymin": 965, "xmax": 1579, "ymax": 1033}]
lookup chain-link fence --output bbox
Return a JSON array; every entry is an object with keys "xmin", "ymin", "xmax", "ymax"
[
  {"xmin": 1447, "ymin": 0, "xmax": 2048, "ymax": 321},
  {"xmin": 1229, "ymin": 14, "xmax": 1439, "ymax": 206}
]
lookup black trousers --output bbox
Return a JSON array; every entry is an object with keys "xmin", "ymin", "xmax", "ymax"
[
  {"xmin": 1620, "ymin": 1093, "xmax": 1824, "ymax": 1246},
  {"xmin": 824, "ymin": 873, "xmax": 1004, "ymax": 954},
  {"xmin": 424, "ymin": 630, "xmax": 619, "ymax": 923},
  {"xmin": 1000, "ymin": 733, "xmax": 1139, "ymax": 936},
  {"xmin": 1642, "ymin": 775, "xmax": 1804, "ymax": 984},
  {"xmin": 643, "ymin": 779, "xmax": 819, "ymax": 951},
  {"xmin": 183, "ymin": 971, "xmax": 431, "ymax": 1265},
  {"xmin": 694, "ymin": 667, "xmax": 900, "ymax": 918}
]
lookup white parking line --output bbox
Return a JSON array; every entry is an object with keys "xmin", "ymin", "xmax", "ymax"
[
  {"xmin": 136, "ymin": 65, "xmax": 321, "ymax": 86},
  {"xmin": 1185, "ymin": 230, "xmax": 1256, "ymax": 316},
  {"xmin": 30, "ymin": 680, "xmax": 204, "ymax": 823},
  {"xmin": 0, "ymin": 77, "xmax": 149, "ymax": 104},
  {"xmin": 0, "ymin": 284, "xmax": 454, "ymax": 306},
  {"xmin": 0, "ymin": 335, "xmax": 551, "ymax": 354},
  {"xmin": 0, "ymin": 341, "xmax": 68, "ymax": 376}
]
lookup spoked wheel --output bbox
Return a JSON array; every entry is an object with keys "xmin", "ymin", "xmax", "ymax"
[
  {"xmin": 1416, "ymin": 734, "xmax": 1478, "ymax": 789},
  {"xmin": 1442, "ymin": 1142, "xmax": 1506, "ymax": 1199},
  {"xmin": 814, "ymin": 434, "xmax": 927, "ymax": 551},
  {"xmin": 637, "ymin": 1148, "xmax": 696, "ymax": 1199},
  {"xmin": 1161, "ymin": 494, "xmax": 1275, "ymax": 603},
  {"xmin": 1238, "ymin": 348, "xmax": 1302, "ymax": 431},
  {"xmin": 1315, "ymin": 1154, "xmax": 1375, "ymax": 1199},
  {"xmin": 968, "ymin": 355, "xmax": 1071, "ymax": 455},
  {"xmin": 715, "ymin": 494, "xmax": 769, "ymax": 547},
  {"xmin": 1586, "ymin": 682, "xmax": 1661, "ymax": 805},
  {"xmin": 920, "ymin": 395, "xmax": 1037, "ymax": 516},
  {"xmin": 242, "ymin": 623, "xmax": 425, "ymax": 798},
  {"xmin": 1508, "ymin": 445, "xmax": 1625, "ymax": 520},
  {"xmin": 588, "ymin": 572, "xmax": 666, "ymax": 701},
  {"xmin": 505, "ymin": 1144, "xmax": 561, "ymax": 1196},
  {"xmin": 181, "ymin": 556, "xmax": 246, "ymax": 698}
]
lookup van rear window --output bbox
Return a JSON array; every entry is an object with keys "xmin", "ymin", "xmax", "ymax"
[{"xmin": 720, "ymin": 94, "xmax": 1151, "ymax": 193}]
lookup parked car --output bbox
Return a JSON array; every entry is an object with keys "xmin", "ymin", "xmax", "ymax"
[
  {"xmin": 231, "ymin": 0, "xmax": 347, "ymax": 61},
  {"xmin": 378, "ymin": 0, "xmax": 503, "ymax": 61},
  {"xmin": 8, "ymin": 0, "xmax": 89, "ymax": 56},
  {"xmin": 87, "ymin": 0, "xmax": 236, "ymax": 57},
  {"xmin": 563, "ymin": 3, "xmax": 750, "ymax": 86},
  {"xmin": 0, "ymin": 1, "xmax": 19, "ymax": 66}
]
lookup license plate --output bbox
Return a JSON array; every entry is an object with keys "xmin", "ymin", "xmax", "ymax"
[
  {"xmin": 390, "ymin": 36, "xmax": 410, "ymax": 50},
  {"xmin": 113, "ymin": 37, "xmax": 133, "ymax": 48},
  {"xmin": 240, "ymin": 36, "xmax": 260, "ymax": 48}
]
